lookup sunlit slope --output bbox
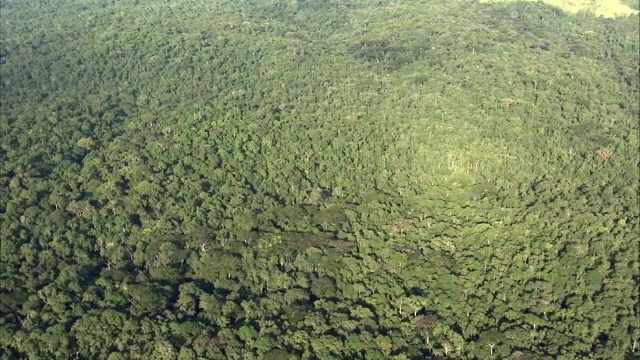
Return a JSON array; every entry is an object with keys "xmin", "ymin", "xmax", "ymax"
[
  {"xmin": 331, "ymin": 0, "xmax": 639, "ymax": 193},
  {"xmin": 480, "ymin": 0, "xmax": 639, "ymax": 17},
  {"xmin": 2, "ymin": 0, "xmax": 636, "ymax": 201}
]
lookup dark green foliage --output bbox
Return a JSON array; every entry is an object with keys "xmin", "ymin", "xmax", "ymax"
[{"xmin": 0, "ymin": 0, "xmax": 638, "ymax": 359}]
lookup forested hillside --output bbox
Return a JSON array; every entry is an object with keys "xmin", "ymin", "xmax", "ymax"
[
  {"xmin": 481, "ymin": 0, "xmax": 639, "ymax": 18},
  {"xmin": 1, "ymin": 0, "xmax": 638, "ymax": 359}
]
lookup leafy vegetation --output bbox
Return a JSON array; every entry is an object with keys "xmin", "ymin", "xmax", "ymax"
[
  {"xmin": 1, "ymin": 0, "xmax": 638, "ymax": 359},
  {"xmin": 481, "ymin": 0, "xmax": 639, "ymax": 17}
]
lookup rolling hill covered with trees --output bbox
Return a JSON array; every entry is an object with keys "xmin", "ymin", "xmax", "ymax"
[{"xmin": 0, "ymin": 0, "xmax": 638, "ymax": 359}]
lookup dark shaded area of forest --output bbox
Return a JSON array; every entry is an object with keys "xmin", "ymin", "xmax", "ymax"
[{"xmin": 0, "ymin": 0, "xmax": 638, "ymax": 359}]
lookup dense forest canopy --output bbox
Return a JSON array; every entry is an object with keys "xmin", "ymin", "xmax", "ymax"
[{"xmin": 0, "ymin": 0, "xmax": 638, "ymax": 359}]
